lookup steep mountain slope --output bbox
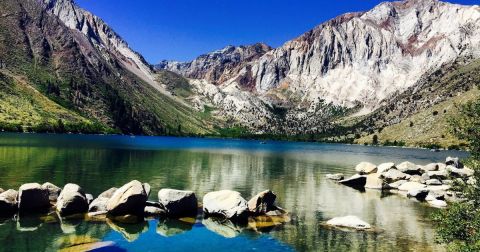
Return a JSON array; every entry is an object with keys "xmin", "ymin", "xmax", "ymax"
[
  {"xmin": 352, "ymin": 58, "xmax": 480, "ymax": 148},
  {"xmin": 0, "ymin": 0, "xmax": 215, "ymax": 135},
  {"xmin": 161, "ymin": 0, "xmax": 480, "ymax": 140}
]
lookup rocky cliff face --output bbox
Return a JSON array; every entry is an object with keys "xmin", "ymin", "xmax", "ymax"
[
  {"xmin": 168, "ymin": 0, "xmax": 480, "ymax": 135},
  {"xmin": 237, "ymin": 0, "xmax": 480, "ymax": 109},
  {"xmin": 156, "ymin": 43, "xmax": 272, "ymax": 87}
]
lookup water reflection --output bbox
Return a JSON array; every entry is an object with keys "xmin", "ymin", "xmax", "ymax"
[{"xmin": 0, "ymin": 133, "xmax": 463, "ymax": 251}]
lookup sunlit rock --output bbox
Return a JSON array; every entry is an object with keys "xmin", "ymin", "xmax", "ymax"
[
  {"xmin": 365, "ymin": 174, "xmax": 389, "ymax": 190},
  {"xmin": 377, "ymin": 163, "xmax": 395, "ymax": 174},
  {"xmin": 0, "ymin": 189, "xmax": 18, "ymax": 216},
  {"xmin": 326, "ymin": 173, "xmax": 344, "ymax": 181},
  {"xmin": 247, "ymin": 190, "xmax": 278, "ymax": 215},
  {"xmin": 388, "ymin": 180, "xmax": 408, "ymax": 189},
  {"xmin": 398, "ymin": 182, "xmax": 426, "ymax": 191},
  {"xmin": 107, "ymin": 180, "xmax": 149, "ymax": 216},
  {"xmin": 397, "ymin": 162, "xmax": 421, "ymax": 175},
  {"xmin": 203, "ymin": 190, "xmax": 248, "ymax": 220},
  {"xmin": 381, "ymin": 169, "xmax": 409, "ymax": 183},
  {"xmin": 326, "ymin": 216, "xmax": 371, "ymax": 230},
  {"xmin": 425, "ymin": 179, "xmax": 442, "ymax": 186},
  {"xmin": 56, "ymin": 183, "xmax": 89, "ymax": 216},
  {"xmin": 158, "ymin": 189, "xmax": 197, "ymax": 217},
  {"xmin": 144, "ymin": 206, "xmax": 166, "ymax": 217},
  {"xmin": 407, "ymin": 189, "xmax": 429, "ymax": 201},
  {"xmin": 42, "ymin": 182, "xmax": 62, "ymax": 202},
  {"xmin": 428, "ymin": 200, "xmax": 447, "ymax": 208},
  {"xmin": 355, "ymin": 162, "xmax": 377, "ymax": 175},
  {"xmin": 446, "ymin": 157, "xmax": 463, "ymax": 168}
]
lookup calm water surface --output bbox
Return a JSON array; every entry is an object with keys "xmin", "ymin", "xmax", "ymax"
[{"xmin": 0, "ymin": 133, "xmax": 469, "ymax": 252}]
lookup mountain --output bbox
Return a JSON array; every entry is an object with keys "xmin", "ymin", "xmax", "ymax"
[
  {"xmin": 159, "ymin": 0, "xmax": 480, "ymax": 146},
  {"xmin": 0, "ymin": 0, "xmax": 215, "ymax": 135},
  {"xmin": 156, "ymin": 43, "xmax": 272, "ymax": 87}
]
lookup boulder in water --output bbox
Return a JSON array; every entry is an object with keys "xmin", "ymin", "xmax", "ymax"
[
  {"xmin": 339, "ymin": 175, "xmax": 367, "ymax": 189},
  {"xmin": 247, "ymin": 190, "xmax": 281, "ymax": 215},
  {"xmin": 377, "ymin": 163, "xmax": 395, "ymax": 174},
  {"xmin": 355, "ymin": 162, "xmax": 377, "ymax": 175},
  {"xmin": 203, "ymin": 190, "xmax": 248, "ymax": 220},
  {"xmin": 326, "ymin": 216, "xmax": 371, "ymax": 230},
  {"xmin": 398, "ymin": 182, "xmax": 426, "ymax": 191},
  {"xmin": 381, "ymin": 169, "xmax": 409, "ymax": 183},
  {"xmin": 18, "ymin": 183, "xmax": 50, "ymax": 213},
  {"xmin": 56, "ymin": 184, "xmax": 89, "ymax": 216},
  {"xmin": 326, "ymin": 173, "xmax": 344, "ymax": 181},
  {"xmin": 158, "ymin": 189, "xmax": 198, "ymax": 217},
  {"xmin": 107, "ymin": 180, "xmax": 149, "ymax": 217},
  {"xmin": 0, "ymin": 189, "xmax": 18, "ymax": 216},
  {"xmin": 397, "ymin": 162, "xmax": 421, "ymax": 175},
  {"xmin": 42, "ymin": 182, "xmax": 61, "ymax": 202}
]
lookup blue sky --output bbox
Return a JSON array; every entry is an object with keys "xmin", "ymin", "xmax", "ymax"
[{"xmin": 76, "ymin": 0, "xmax": 479, "ymax": 63}]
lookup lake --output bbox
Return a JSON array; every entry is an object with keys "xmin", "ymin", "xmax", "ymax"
[{"xmin": 0, "ymin": 133, "xmax": 469, "ymax": 251}]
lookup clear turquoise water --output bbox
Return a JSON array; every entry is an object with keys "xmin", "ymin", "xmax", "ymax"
[{"xmin": 0, "ymin": 133, "xmax": 468, "ymax": 251}]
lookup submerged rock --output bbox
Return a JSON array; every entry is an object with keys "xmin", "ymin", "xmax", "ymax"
[
  {"xmin": 42, "ymin": 182, "xmax": 62, "ymax": 202},
  {"xmin": 326, "ymin": 173, "xmax": 344, "ymax": 181},
  {"xmin": 326, "ymin": 216, "xmax": 371, "ymax": 230},
  {"xmin": 107, "ymin": 180, "xmax": 149, "ymax": 216},
  {"xmin": 158, "ymin": 189, "xmax": 198, "ymax": 217},
  {"xmin": 203, "ymin": 190, "xmax": 248, "ymax": 220},
  {"xmin": 339, "ymin": 175, "xmax": 367, "ymax": 189},
  {"xmin": 355, "ymin": 162, "xmax": 377, "ymax": 175},
  {"xmin": 56, "ymin": 184, "xmax": 89, "ymax": 216},
  {"xmin": 0, "ymin": 189, "xmax": 18, "ymax": 216},
  {"xmin": 18, "ymin": 183, "xmax": 50, "ymax": 213}
]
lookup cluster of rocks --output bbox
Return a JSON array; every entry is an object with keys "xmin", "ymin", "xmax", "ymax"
[
  {"xmin": 0, "ymin": 180, "xmax": 288, "ymax": 229},
  {"xmin": 326, "ymin": 157, "xmax": 475, "ymax": 209}
]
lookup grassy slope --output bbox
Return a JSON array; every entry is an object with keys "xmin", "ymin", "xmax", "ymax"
[
  {"xmin": 355, "ymin": 87, "xmax": 479, "ymax": 148},
  {"xmin": 0, "ymin": 70, "xmax": 108, "ymax": 132}
]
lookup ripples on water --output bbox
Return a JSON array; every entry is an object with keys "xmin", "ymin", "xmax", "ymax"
[{"xmin": 0, "ymin": 133, "xmax": 468, "ymax": 251}]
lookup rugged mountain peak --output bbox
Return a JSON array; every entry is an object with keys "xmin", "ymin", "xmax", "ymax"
[
  {"xmin": 41, "ymin": 0, "xmax": 155, "ymax": 86},
  {"xmin": 156, "ymin": 43, "xmax": 272, "ymax": 85}
]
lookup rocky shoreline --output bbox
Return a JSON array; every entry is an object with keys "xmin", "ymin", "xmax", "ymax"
[
  {"xmin": 327, "ymin": 157, "xmax": 474, "ymax": 209},
  {"xmin": 0, "ymin": 181, "xmax": 290, "ymax": 238}
]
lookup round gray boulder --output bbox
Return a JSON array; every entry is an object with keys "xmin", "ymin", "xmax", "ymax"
[
  {"xmin": 107, "ymin": 180, "xmax": 149, "ymax": 216},
  {"xmin": 18, "ymin": 183, "xmax": 50, "ymax": 213},
  {"xmin": 0, "ymin": 189, "xmax": 18, "ymax": 216},
  {"xmin": 203, "ymin": 190, "xmax": 248, "ymax": 220},
  {"xmin": 56, "ymin": 183, "xmax": 89, "ymax": 216},
  {"xmin": 158, "ymin": 189, "xmax": 198, "ymax": 217}
]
